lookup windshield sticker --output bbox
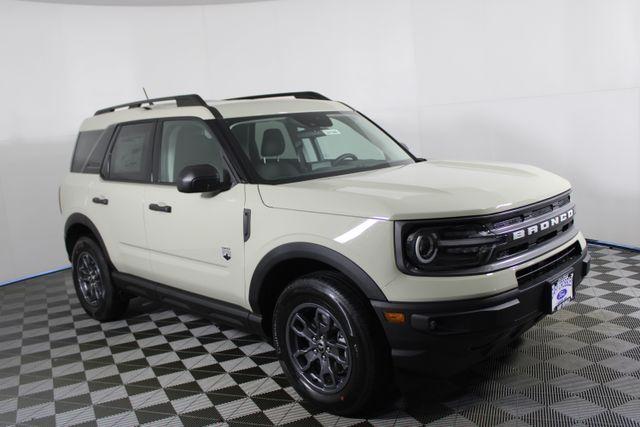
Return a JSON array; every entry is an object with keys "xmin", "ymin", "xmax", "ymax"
[{"xmin": 322, "ymin": 129, "xmax": 341, "ymax": 136}]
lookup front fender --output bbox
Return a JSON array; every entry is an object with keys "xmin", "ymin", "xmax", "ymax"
[{"xmin": 248, "ymin": 241, "xmax": 388, "ymax": 314}]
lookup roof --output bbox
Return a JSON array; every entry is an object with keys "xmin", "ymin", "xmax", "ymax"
[{"xmin": 79, "ymin": 92, "xmax": 353, "ymax": 132}]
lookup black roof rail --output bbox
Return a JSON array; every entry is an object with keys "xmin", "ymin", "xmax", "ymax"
[
  {"xmin": 94, "ymin": 94, "xmax": 208, "ymax": 116},
  {"xmin": 225, "ymin": 91, "xmax": 331, "ymax": 101}
]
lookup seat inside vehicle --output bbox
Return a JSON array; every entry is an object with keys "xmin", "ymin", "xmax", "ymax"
[{"xmin": 256, "ymin": 128, "xmax": 300, "ymax": 179}]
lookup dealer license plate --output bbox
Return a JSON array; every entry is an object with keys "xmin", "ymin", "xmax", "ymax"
[{"xmin": 550, "ymin": 272, "xmax": 574, "ymax": 312}]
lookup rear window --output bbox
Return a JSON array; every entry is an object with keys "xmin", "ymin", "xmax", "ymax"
[{"xmin": 70, "ymin": 129, "xmax": 111, "ymax": 173}]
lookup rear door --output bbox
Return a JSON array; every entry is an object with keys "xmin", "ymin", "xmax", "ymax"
[
  {"xmin": 87, "ymin": 121, "xmax": 155, "ymax": 278},
  {"xmin": 143, "ymin": 118, "xmax": 246, "ymax": 307}
]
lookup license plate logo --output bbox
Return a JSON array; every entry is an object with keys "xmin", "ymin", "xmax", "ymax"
[{"xmin": 551, "ymin": 272, "xmax": 574, "ymax": 312}]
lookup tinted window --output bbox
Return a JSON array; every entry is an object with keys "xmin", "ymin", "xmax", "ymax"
[
  {"xmin": 158, "ymin": 120, "xmax": 229, "ymax": 184},
  {"xmin": 108, "ymin": 122, "xmax": 154, "ymax": 182},
  {"xmin": 71, "ymin": 130, "xmax": 108, "ymax": 173}
]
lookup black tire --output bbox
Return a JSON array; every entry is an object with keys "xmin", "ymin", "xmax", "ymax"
[
  {"xmin": 272, "ymin": 271, "xmax": 392, "ymax": 416},
  {"xmin": 71, "ymin": 236, "xmax": 128, "ymax": 321}
]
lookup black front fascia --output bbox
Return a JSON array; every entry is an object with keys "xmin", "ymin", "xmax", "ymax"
[{"xmin": 374, "ymin": 244, "xmax": 590, "ymax": 375}]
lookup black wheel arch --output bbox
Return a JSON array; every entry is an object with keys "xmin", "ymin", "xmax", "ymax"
[
  {"xmin": 249, "ymin": 242, "xmax": 388, "ymax": 317},
  {"xmin": 64, "ymin": 213, "xmax": 113, "ymax": 267}
]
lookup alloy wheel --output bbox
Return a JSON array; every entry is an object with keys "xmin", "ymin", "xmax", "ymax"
[
  {"xmin": 285, "ymin": 303, "xmax": 351, "ymax": 393},
  {"xmin": 76, "ymin": 252, "xmax": 105, "ymax": 307}
]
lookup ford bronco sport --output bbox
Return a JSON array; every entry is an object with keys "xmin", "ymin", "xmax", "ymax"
[{"xmin": 61, "ymin": 92, "xmax": 590, "ymax": 414}]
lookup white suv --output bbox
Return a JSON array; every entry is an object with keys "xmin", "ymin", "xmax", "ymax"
[{"xmin": 61, "ymin": 92, "xmax": 590, "ymax": 414}]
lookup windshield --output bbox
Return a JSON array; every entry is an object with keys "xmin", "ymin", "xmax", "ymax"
[{"xmin": 226, "ymin": 111, "xmax": 414, "ymax": 183}]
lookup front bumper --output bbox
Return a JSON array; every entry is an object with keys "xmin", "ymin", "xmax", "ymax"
[{"xmin": 372, "ymin": 243, "xmax": 590, "ymax": 375}]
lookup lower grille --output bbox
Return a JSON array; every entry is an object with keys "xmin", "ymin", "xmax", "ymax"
[{"xmin": 516, "ymin": 242, "xmax": 581, "ymax": 286}]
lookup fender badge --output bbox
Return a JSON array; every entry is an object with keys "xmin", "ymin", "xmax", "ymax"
[{"xmin": 221, "ymin": 247, "xmax": 231, "ymax": 261}]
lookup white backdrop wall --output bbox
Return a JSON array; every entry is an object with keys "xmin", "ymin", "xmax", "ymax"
[{"xmin": 1, "ymin": 0, "xmax": 639, "ymax": 284}]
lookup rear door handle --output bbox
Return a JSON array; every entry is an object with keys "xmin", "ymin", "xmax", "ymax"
[
  {"xmin": 92, "ymin": 197, "xmax": 108, "ymax": 205},
  {"xmin": 149, "ymin": 203, "xmax": 172, "ymax": 213}
]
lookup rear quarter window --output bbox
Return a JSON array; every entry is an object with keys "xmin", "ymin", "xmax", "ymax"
[{"xmin": 70, "ymin": 129, "xmax": 112, "ymax": 173}]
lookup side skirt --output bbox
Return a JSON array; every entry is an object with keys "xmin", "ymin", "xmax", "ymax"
[{"xmin": 111, "ymin": 271, "xmax": 264, "ymax": 337}]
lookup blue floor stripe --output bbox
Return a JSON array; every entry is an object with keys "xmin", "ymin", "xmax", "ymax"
[
  {"xmin": 0, "ymin": 265, "xmax": 72, "ymax": 287},
  {"xmin": 586, "ymin": 239, "xmax": 640, "ymax": 253}
]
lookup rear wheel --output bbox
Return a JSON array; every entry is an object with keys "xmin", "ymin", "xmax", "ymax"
[
  {"xmin": 272, "ymin": 271, "xmax": 392, "ymax": 415},
  {"xmin": 71, "ymin": 237, "xmax": 128, "ymax": 321}
]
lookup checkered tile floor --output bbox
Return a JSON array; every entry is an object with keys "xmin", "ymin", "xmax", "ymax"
[{"xmin": 1, "ymin": 244, "xmax": 640, "ymax": 426}]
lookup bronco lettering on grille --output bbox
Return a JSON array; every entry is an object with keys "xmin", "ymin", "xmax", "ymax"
[{"xmin": 512, "ymin": 209, "xmax": 574, "ymax": 240}]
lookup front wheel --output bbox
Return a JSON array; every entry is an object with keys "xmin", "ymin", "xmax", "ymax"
[{"xmin": 272, "ymin": 271, "xmax": 392, "ymax": 415}]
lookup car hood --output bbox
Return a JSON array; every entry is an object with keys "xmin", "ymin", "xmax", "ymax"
[{"xmin": 257, "ymin": 160, "xmax": 571, "ymax": 220}]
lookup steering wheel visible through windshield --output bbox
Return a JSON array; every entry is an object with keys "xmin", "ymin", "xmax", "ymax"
[{"xmin": 226, "ymin": 111, "xmax": 414, "ymax": 183}]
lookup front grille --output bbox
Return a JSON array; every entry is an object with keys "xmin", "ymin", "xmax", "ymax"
[
  {"xmin": 516, "ymin": 242, "xmax": 581, "ymax": 286},
  {"xmin": 495, "ymin": 219, "xmax": 575, "ymax": 260},
  {"xmin": 489, "ymin": 193, "xmax": 575, "ymax": 261},
  {"xmin": 491, "ymin": 194, "xmax": 570, "ymax": 230}
]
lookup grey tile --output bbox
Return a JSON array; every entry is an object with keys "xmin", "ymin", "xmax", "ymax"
[
  {"xmin": 548, "ymin": 353, "xmax": 593, "ymax": 371},
  {"xmin": 606, "ymin": 376, "xmax": 640, "ymax": 398},
  {"xmin": 493, "ymin": 394, "xmax": 543, "ymax": 417},
  {"xmin": 550, "ymin": 396, "xmax": 606, "ymax": 421},
  {"xmin": 599, "ymin": 355, "xmax": 640, "ymax": 374},
  {"xmin": 612, "ymin": 399, "xmax": 640, "ymax": 422},
  {"xmin": 548, "ymin": 373, "xmax": 599, "ymax": 394}
]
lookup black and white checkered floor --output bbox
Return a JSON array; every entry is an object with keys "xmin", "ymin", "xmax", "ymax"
[{"xmin": 2, "ymin": 244, "xmax": 640, "ymax": 426}]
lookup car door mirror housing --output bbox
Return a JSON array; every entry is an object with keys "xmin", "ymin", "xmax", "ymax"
[{"xmin": 177, "ymin": 164, "xmax": 231, "ymax": 193}]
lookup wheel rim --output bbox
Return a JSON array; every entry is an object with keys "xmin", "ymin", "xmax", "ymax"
[
  {"xmin": 285, "ymin": 303, "xmax": 352, "ymax": 394},
  {"xmin": 76, "ymin": 252, "xmax": 104, "ymax": 307}
]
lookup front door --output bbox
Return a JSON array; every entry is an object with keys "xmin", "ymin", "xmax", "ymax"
[{"xmin": 143, "ymin": 118, "xmax": 246, "ymax": 307}]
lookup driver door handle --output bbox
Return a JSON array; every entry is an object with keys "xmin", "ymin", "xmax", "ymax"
[
  {"xmin": 149, "ymin": 203, "xmax": 172, "ymax": 213},
  {"xmin": 92, "ymin": 197, "xmax": 108, "ymax": 205}
]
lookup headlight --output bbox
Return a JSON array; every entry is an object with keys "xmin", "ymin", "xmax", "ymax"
[
  {"xmin": 406, "ymin": 230, "xmax": 439, "ymax": 265},
  {"xmin": 395, "ymin": 223, "xmax": 506, "ymax": 274}
]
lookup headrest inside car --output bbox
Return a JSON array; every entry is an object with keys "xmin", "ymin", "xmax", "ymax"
[{"xmin": 261, "ymin": 128, "xmax": 286, "ymax": 157}]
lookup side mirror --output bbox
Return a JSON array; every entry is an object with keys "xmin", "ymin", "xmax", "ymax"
[{"xmin": 177, "ymin": 164, "xmax": 231, "ymax": 193}]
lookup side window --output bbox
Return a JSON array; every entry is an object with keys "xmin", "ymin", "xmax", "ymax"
[
  {"xmin": 71, "ymin": 129, "xmax": 111, "ymax": 173},
  {"xmin": 108, "ymin": 122, "xmax": 154, "ymax": 182},
  {"xmin": 158, "ymin": 120, "xmax": 229, "ymax": 184},
  {"xmin": 316, "ymin": 118, "xmax": 385, "ymax": 160}
]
